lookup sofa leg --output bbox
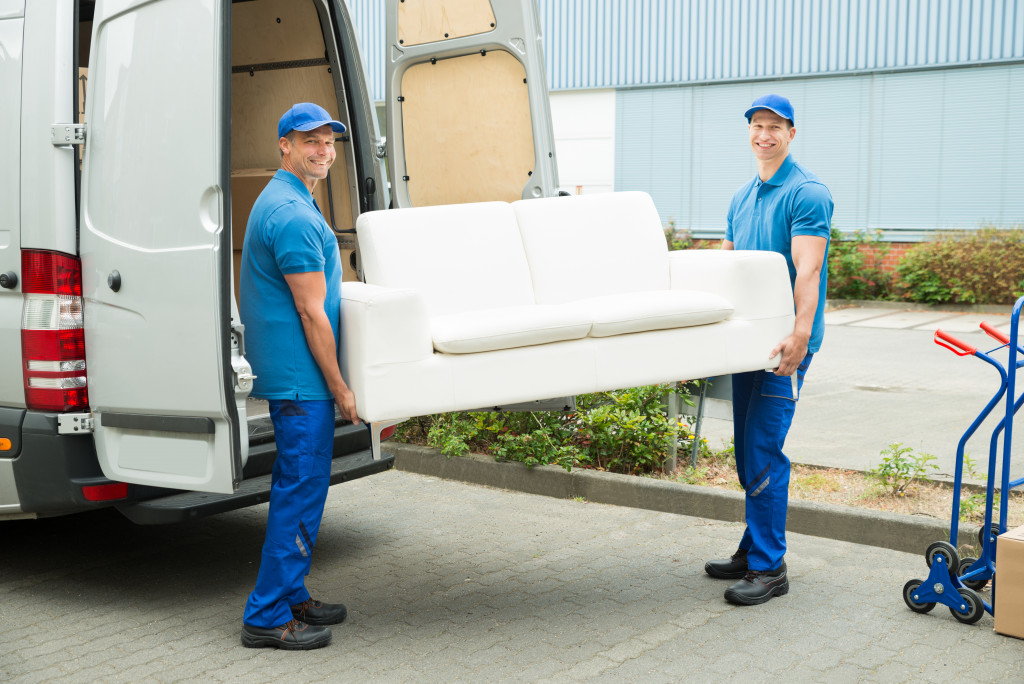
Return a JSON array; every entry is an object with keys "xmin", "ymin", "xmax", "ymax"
[{"xmin": 369, "ymin": 419, "xmax": 404, "ymax": 461}]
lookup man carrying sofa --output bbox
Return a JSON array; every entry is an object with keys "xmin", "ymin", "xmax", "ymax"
[
  {"xmin": 704, "ymin": 94, "xmax": 833, "ymax": 605},
  {"xmin": 239, "ymin": 103, "xmax": 361, "ymax": 649}
]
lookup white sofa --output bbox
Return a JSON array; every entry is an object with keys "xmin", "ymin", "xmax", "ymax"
[{"xmin": 340, "ymin": 191, "xmax": 795, "ymax": 448}]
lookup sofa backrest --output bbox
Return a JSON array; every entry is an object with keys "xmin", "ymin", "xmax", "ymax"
[
  {"xmin": 512, "ymin": 192, "xmax": 669, "ymax": 305},
  {"xmin": 356, "ymin": 201, "xmax": 535, "ymax": 316}
]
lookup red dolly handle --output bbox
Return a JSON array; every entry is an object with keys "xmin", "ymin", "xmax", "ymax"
[
  {"xmin": 979, "ymin": 321, "xmax": 1010, "ymax": 344},
  {"xmin": 934, "ymin": 329, "xmax": 977, "ymax": 356}
]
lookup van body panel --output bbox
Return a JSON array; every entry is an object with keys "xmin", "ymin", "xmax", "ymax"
[
  {"xmin": 20, "ymin": 0, "xmax": 77, "ymax": 256},
  {"xmin": 385, "ymin": 0, "xmax": 558, "ymax": 208},
  {"xmin": 80, "ymin": 0, "xmax": 243, "ymax": 494},
  {"xmin": 0, "ymin": 12, "xmax": 24, "ymax": 407},
  {"xmin": 0, "ymin": 0, "xmax": 24, "ymax": 20},
  {"xmin": 0, "ymin": 407, "xmax": 25, "ymax": 510}
]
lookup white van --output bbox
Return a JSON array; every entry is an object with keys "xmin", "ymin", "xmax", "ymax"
[{"xmin": 0, "ymin": 0, "xmax": 558, "ymax": 522}]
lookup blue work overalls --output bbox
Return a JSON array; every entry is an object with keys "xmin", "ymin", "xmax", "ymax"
[
  {"xmin": 243, "ymin": 399, "xmax": 335, "ymax": 628},
  {"xmin": 732, "ymin": 353, "xmax": 812, "ymax": 572}
]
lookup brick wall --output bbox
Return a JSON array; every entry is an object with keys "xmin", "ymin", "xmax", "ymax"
[{"xmin": 678, "ymin": 237, "xmax": 918, "ymax": 276}]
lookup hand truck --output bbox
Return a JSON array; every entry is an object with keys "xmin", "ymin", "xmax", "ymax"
[{"xmin": 903, "ymin": 295, "xmax": 1024, "ymax": 624}]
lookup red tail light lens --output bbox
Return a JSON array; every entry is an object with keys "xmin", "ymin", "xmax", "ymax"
[
  {"xmin": 21, "ymin": 250, "xmax": 89, "ymax": 412},
  {"xmin": 81, "ymin": 483, "xmax": 128, "ymax": 501}
]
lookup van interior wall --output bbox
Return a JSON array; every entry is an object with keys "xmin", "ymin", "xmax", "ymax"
[{"xmin": 230, "ymin": 0, "xmax": 358, "ymax": 298}]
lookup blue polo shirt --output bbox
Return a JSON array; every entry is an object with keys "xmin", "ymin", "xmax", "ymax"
[
  {"xmin": 240, "ymin": 170, "xmax": 342, "ymax": 400},
  {"xmin": 726, "ymin": 155, "xmax": 833, "ymax": 353}
]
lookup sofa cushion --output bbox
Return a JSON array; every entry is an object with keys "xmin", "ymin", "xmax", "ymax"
[
  {"xmin": 431, "ymin": 306, "xmax": 592, "ymax": 354},
  {"xmin": 571, "ymin": 290, "xmax": 734, "ymax": 337},
  {"xmin": 512, "ymin": 192, "xmax": 670, "ymax": 305},
  {"xmin": 356, "ymin": 201, "xmax": 535, "ymax": 316}
]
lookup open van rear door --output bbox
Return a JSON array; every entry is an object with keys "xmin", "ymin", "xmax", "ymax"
[
  {"xmin": 79, "ymin": 0, "xmax": 243, "ymax": 494},
  {"xmin": 384, "ymin": 0, "xmax": 559, "ymax": 208}
]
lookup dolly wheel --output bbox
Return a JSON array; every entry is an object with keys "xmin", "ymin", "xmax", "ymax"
[
  {"xmin": 925, "ymin": 541, "xmax": 960, "ymax": 576},
  {"xmin": 958, "ymin": 556, "xmax": 989, "ymax": 591},
  {"xmin": 950, "ymin": 587, "xmax": 984, "ymax": 624},
  {"xmin": 978, "ymin": 523, "xmax": 1000, "ymax": 550},
  {"xmin": 903, "ymin": 579, "xmax": 936, "ymax": 614}
]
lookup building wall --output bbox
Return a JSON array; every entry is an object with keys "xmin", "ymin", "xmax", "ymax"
[
  {"xmin": 616, "ymin": 63, "xmax": 1024, "ymax": 239},
  {"xmin": 347, "ymin": 1, "xmax": 1024, "ymax": 237},
  {"xmin": 550, "ymin": 90, "xmax": 615, "ymax": 195},
  {"xmin": 349, "ymin": 0, "xmax": 1024, "ymax": 97}
]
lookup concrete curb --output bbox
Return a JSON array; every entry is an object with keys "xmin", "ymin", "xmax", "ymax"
[
  {"xmin": 388, "ymin": 442, "xmax": 979, "ymax": 556},
  {"xmin": 826, "ymin": 298, "xmax": 1013, "ymax": 314}
]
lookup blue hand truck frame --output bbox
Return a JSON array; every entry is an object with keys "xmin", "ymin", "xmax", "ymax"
[{"xmin": 902, "ymin": 295, "xmax": 1024, "ymax": 624}]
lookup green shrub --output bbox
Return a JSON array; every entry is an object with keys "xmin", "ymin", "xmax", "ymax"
[
  {"xmin": 895, "ymin": 227, "xmax": 1024, "ymax": 305},
  {"xmin": 868, "ymin": 442, "xmax": 938, "ymax": 496},
  {"xmin": 826, "ymin": 228, "xmax": 892, "ymax": 300},
  {"xmin": 401, "ymin": 384, "xmax": 702, "ymax": 475},
  {"xmin": 664, "ymin": 218, "xmax": 694, "ymax": 251}
]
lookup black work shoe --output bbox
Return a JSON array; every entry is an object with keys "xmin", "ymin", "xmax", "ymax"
[
  {"xmin": 291, "ymin": 598, "xmax": 347, "ymax": 626},
  {"xmin": 724, "ymin": 561, "xmax": 789, "ymax": 605},
  {"xmin": 241, "ymin": 619, "xmax": 331, "ymax": 650},
  {"xmin": 705, "ymin": 548, "xmax": 749, "ymax": 580}
]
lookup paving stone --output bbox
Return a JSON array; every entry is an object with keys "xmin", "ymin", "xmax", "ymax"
[{"xmin": 3, "ymin": 471, "xmax": 1023, "ymax": 683}]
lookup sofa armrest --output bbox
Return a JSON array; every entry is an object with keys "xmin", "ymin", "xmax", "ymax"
[
  {"xmin": 339, "ymin": 282, "xmax": 434, "ymax": 377},
  {"xmin": 668, "ymin": 249, "xmax": 794, "ymax": 320}
]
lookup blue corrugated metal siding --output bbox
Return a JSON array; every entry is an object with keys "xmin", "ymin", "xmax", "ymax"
[
  {"xmin": 346, "ymin": 0, "xmax": 386, "ymax": 100},
  {"xmin": 539, "ymin": 0, "xmax": 1024, "ymax": 90},
  {"xmin": 351, "ymin": 1, "xmax": 1024, "ymax": 99}
]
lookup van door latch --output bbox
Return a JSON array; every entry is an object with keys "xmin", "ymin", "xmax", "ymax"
[
  {"xmin": 374, "ymin": 137, "xmax": 387, "ymax": 159},
  {"xmin": 51, "ymin": 124, "xmax": 86, "ymax": 146},
  {"xmin": 57, "ymin": 413, "xmax": 94, "ymax": 434}
]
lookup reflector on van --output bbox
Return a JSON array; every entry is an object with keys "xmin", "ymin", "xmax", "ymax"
[{"xmin": 21, "ymin": 251, "xmax": 89, "ymax": 412}]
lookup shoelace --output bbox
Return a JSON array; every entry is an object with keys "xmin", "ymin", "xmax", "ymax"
[
  {"xmin": 276, "ymin": 619, "xmax": 301, "ymax": 637},
  {"xmin": 292, "ymin": 599, "xmax": 320, "ymax": 616},
  {"xmin": 742, "ymin": 569, "xmax": 766, "ymax": 582}
]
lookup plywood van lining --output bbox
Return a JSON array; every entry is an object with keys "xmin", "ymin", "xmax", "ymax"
[
  {"xmin": 400, "ymin": 50, "xmax": 535, "ymax": 206},
  {"xmin": 398, "ymin": 0, "xmax": 496, "ymax": 47},
  {"xmin": 229, "ymin": 0, "xmax": 360, "ymax": 298}
]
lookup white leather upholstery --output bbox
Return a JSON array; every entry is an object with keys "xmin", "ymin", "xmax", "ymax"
[
  {"xmin": 668, "ymin": 249, "xmax": 794, "ymax": 320},
  {"xmin": 571, "ymin": 290, "xmax": 734, "ymax": 337},
  {"xmin": 512, "ymin": 192, "xmax": 669, "ymax": 304},
  {"xmin": 342, "ymin": 192, "xmax": 796, "ymax": 423},
  {"xmin": 356, "ymin": 202, "xmax": 535, "ymax": 316},
  {"xmin": 431, "ymin": 305, "xmax": 592, "ymax": 354}
]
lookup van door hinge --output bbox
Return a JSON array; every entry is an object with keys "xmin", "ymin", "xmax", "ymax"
[
  {"xmin": 57, "ymin": 413, "xmax": 94, "ymax": 434},
  {"xmin": 51, "ymin": 124, "xmax": 86, "ymax": 146}
]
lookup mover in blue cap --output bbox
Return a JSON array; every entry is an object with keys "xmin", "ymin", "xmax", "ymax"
[
  {"xmin": 704, "ymin": 95, "xmax": 833, "ymax": 606},
  {"xmin": 239, "ymin": 103, "xmax": 358, "ymax": 650}
]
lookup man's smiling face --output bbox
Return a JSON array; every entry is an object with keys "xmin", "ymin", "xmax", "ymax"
[
  {"xmin": 748, "ymin": 109, "xmax": 795, "ymax": 167},
  {"xmin": 280, "ymin": 124, "xmax": 336, "ymax": 187}
]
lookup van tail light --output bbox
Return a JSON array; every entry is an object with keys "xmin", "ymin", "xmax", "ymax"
[
  {"xmin": 21, "ymin": 250, "xmax": 89, "ymax": 411},
  {"xmin": 81, "ymin": 482, "xmax": 128, "ymax": 501}
]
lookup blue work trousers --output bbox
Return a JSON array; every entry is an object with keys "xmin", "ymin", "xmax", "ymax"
[
  {"xmin": 243, "ymin": 399, "xmax": 335, "ymax": 628},
  {"xmin": 731, "ymin": 354, "xmax": 813, "ymax": 571}
]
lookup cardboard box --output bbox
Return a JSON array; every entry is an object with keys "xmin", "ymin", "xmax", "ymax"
[{"xmin": 994, "ymin": 524, "xmax": 1024, "ymax": 639}]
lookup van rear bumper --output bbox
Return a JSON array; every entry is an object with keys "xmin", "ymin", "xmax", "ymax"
[
  {"xmin": 117, "ymin": 447, "xmax": 394, "ymax": 524},
  {"xmin": 5, "ymin": 411, "xmax": 391, "ymax": 522}
]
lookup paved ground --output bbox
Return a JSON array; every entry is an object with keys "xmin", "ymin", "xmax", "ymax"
[
  {"xmin": 2, "ymin": 469, "xmax": 1022, "ymax": 683},
  {"xmin": 697, "ymin": 306, "xmax": 1024, "ymax": 483}
]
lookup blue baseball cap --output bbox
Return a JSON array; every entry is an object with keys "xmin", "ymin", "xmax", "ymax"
[
  {"xmin": 277, "ymin": 102, "xmax": 346, "ymax": 139},
  {"xmin": 744, "ymin": 94, "xmax": 795, "ymax": 125}
]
